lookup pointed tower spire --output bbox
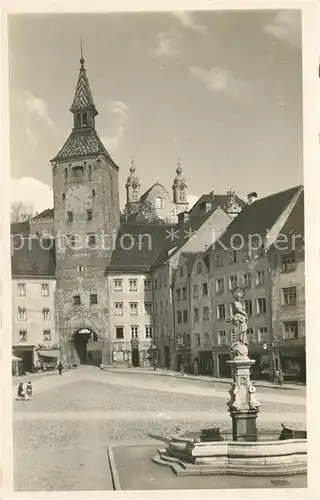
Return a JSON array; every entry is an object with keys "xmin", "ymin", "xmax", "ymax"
[{"xmin": 70, "ymin": 43, "xmax": 98, "ymax": 130}]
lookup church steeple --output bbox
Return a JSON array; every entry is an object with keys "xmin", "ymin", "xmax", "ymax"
[{"xmin": 70, "ymin": 44, "xmax": 98, "ymax": 130}]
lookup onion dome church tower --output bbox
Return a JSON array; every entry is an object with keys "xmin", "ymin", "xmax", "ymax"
[{"xmin": 50, "ymin": 50, "xmax": 120, "ymax": 367}]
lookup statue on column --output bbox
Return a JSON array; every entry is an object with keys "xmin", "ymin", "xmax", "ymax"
[{"xmin": 227, "ymin": 287, "xmax": 249, "ymax": 359}]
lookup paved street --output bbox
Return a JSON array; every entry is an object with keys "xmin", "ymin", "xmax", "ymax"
[{"xmin": 13, "ymin": 366, "xmax": 306, "ymax": 491}]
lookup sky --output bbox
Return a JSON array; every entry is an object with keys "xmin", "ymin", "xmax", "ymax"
[{"xmin": 8, "ymin": 9, "xmax": 303, "ymax": 213}]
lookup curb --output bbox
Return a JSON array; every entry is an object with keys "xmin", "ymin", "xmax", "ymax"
[{"xmin": 102, "ymin": 367, "xmax": 303, "ymax": 391}]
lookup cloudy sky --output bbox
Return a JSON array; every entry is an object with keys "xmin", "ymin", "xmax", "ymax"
[{"xmin": 8, "ymin": 9, "xmax": 303, "ymax": 213}]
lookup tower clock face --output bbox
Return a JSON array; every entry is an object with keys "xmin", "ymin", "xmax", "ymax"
[{"xmin": 65, "ymin": 185, "xmax": 92, "ymax": 212}]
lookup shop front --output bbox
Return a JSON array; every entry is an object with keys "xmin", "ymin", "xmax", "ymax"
[
  {"xmin": 198, "ymin": 350, "xmax": 213, "ymax": 376},
  {"xmin": 36, "ymin": 345, "xmax": 60, "ymax": 371},
  {"xmin": 279, "ymin": 346, "xmax": 306, "ymax": 382},
  {"xmin": 12, "ymin": 345, "xmax": 34, "ymax": 373}
]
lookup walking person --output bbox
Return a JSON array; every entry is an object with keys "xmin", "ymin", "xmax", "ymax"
[
  {"xmin": 25, "ymin": 381, "xmax": 32, "ymax": 401},
  {"xmin": 278, "ymin": 368, "xmax": 284, "ymax": 386},
  {"xmin": 180, "ymin": 360, "xmax": 185, "ymax": 376},
  {"xmin": 17, "ymin": 382, "xmax": 25, "ymax": 401},
  {"xmin": 58, "ymin": 362, "xmax": 63, "ymax": 375}
]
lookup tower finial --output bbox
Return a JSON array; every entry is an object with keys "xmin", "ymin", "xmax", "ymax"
[{"xmin": 80, "ymin": 37, "xmax": 85, "ymax": 68}]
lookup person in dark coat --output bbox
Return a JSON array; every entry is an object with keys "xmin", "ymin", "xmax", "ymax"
[
  {"xmin": 17, "ymin": 383, "xmax": 25, "ymax": 400},
  {"xmin": 58, "ymin": 362, "xmax": 63, "ymax": 375}
]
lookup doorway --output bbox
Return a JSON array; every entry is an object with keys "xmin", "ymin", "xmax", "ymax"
[
  {"xmin": 132, "ymin": 348, "xmax": 140, "ymax": 367},
  {"xmin": 164, "ymin": 346, "xmax": 170, "ymax": 369}
]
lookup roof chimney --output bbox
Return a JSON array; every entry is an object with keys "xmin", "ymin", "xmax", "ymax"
[
  {"xmin": 178, "ymin": 211, "xmax": 189, "ymax": 225},
  {"xmin": 209, "ymin": 190, "xmax": 215, "ymax": 200},
  {"xmin": 247, "ymin": 192, "xmax": 258, "ymax": 205}
]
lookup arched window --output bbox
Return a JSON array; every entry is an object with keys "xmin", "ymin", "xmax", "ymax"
[
  {"xmin": 88, "ymin": 164, "xmax": 92, "ymax": 177},
  {"xmin": 64, "ymin": 168, "xmax": 68, "ymax": 179},
  {"xmin": 156, "ymin": 197, "xmax": 162, "ymax": 209},
  {"xmin": 76, "ymin": 114, "xmax": 81, "ymax": 128},
  {"xmin": 62, "ymin": 193, "xmax": 65, "ymax": 201},
  {"xmin": 92, "ymin": 188, "xmax": 96, "ymax": 198},
  {"xmin": 83, "ymin": 112, "xmax": 88, "ymax": 126}
]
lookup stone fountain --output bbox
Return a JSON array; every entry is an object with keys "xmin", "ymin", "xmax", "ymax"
[{"xmin": 152, "ymin": 287, "xmax": 307, "ymax": 476}]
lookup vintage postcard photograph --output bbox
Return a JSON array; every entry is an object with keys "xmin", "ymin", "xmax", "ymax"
[{"xmin": 1, "ymin": 1, "xmax": 319, "ymax": 498}]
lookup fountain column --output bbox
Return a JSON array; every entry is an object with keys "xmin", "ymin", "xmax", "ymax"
[{"xmin": 226, "ymin": 288, "xmax": 261, "ymax": 442}]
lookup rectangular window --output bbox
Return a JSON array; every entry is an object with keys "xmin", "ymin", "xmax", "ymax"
[
  {"xmin": 68, "ymin": 235, "xmax": 76, "ymax": 247},
  {"xmin": 193, "ymin": 284, "xmax": 198, "ymax": 298},
  {"xmin": 144, "ymin": 278, "xmax": 152, "ymax": 291},
  {"xmin": 215, "ymin": 253, "xmax": 223, "ymax": 267},
  {"xmin": 193, "ymin": 307, "xmax": 200, "ymax": 322},
  {"xmin": 194, "ymin": 333, "xmax": 201, "ymax": 346},
  {"xmin": 242, "ymin": 272, "xmax": 252, "ymax": 288},
  {"xmin": 19, "ymin": 330, "xmax": 27, "ymax": 342},
  {"xmin": 41, "ymin": 284, "xmax": 49, "ymax": 297},
  {"xmin": 144, "ymin": 303, "xmax": 152, "ymax": 315},
  {"xmin": 155, "ymin": 302, "xmax": 158, "ymax": 315},
  {"xmin": 177, "ymin": 310, "xmax": 182, "ymax": 324},
  {"xmin": 113, "ymin": 279, "xmax": 123, "ymax": 291},
  {"xmin": 186, "ymin": 334, "xmax": 191, "ymax": 347},
  {"xmin": 256, "ymin": 298, "xmax": 267, "ymax": 314},
  {"xmin": 115, "ymin": 302, "xmax": 123, "ymax": 315},
  {"xmin": 18, "ymin": 307, "xmax": 27, "ymax": 321},
  {"xmin": 282, "ymin": 286, "xmax": 297, "ymax": 306},
  {"xmin": 90, "ymin": 294, "xmax": 98, "ymax": 305},
  {"xmin": 130, "ymin": 325, "xmax": 138, "ymax": 338},
  {"xmin": 176, "ymin": 288, "xmax": 181, "ymax": 301},
  {"xmin": 145, "ymin": 325, "xmax": 153, "ymax": 338},
  {"xmin": 18, "ymin": 283, "xmax": 26, "ymax": 296},
  {"xmin": 229, "ymin": 250, "xmax": 237, "ymax": 264},
  {"xmin": 216, "ymin": 278, "xmax": 224, "ymax": 294},
  {"xmin": 229, "ymin": 276, "xmax": 237, "ymax": 291},
  {"xmin": 67, "ymin": 211, "xmax": 73, "ymax": 223},
  {"xmin": 73, "ymin": 295, "xmax": 81, "ymax": 306},
  {"xmin": 88, "ymin": 234, "xmax": 96, "ymax": 247},
  {"xmin": 129, "ymin": 302, "xmax": 138, "ymax": 315},
  {"xmin": 247, "ymin": 328, "xmax": 254, "ymax": 343},
  {"xmin": 179, "ymin": 266, "xmax": 183, "ymax": 277},
  {"xmin": 183, "ymin": 309, "xmax": 188, "ymax": 323},
  {"xmin": 203, "ymin": 306, "xmax": 210, "ymax": 321},
  {"xmin": 217, "ymin": 304, "xmax": 226, "ymax": 320},
  {"xmin": 129, "ymin": 279, "xmax": 138, "ymax": 291},
  {"xmin": 86, "ymin": 209, "xmax": 92, "ymax": 221},
  {"xmin": 283, "ymin": 321, "xmax": 299, "ymax": 339},
  {"xmin": 256, "ymin": 270, "xmax": 266, "ymax": 286},
  {"xmin": 218, "ymin": 330, "xmax": 227, "ymax": 345},
  {"xmin": 116, "ymin": 326, "xmax": 124, "ymax": 339},
  {"xmin": 160, "ymin": 301, "xmax": 164, "ymax": 314},
  {"xmin": 257, "ymin": 327, "xmax": 268, "ymax": 343},
  {"xmin": 202, "ymin": 283, "xmax": 208, "ymax": 296},
  {"xmin": 182, "ymin": 287, "xmax": 187, "ymax": 300},
  {"xmin": 244, "ymin": 300, "xmax": 253, "ymax": 317},
  {"xmin": 43, "ymin": 329, "xmax": 51, "ymax": 341},
  {"xmin": 197, "ymin": 262, "xmax": 202, "ymax": 274},
  {"xmin": 154, "ymin": 279, "xmax": 157, "ymax": 290},
  {"xmin": 204, "ymin": 333, "xmax": 209, "ymax": 345},
  {"xmin": 281, "ymin": 254, "xmax": 296, "ymax": 273},
  {"xmin": 42, "ymin": 308, "xmax": 50, "ymax": 320}
]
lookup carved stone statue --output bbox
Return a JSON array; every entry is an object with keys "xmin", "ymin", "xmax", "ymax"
[
  {"xmin": 248, "ymin": 382, "xmax": 261, "ymax": 410},
  {"xmin": 227, "ymin": 288, "xmax": 249, "ymax": 359}
]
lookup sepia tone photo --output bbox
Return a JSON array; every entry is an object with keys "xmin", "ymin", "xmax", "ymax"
[{"xmin": 3, "ymin": 4, "xmax": 315, "ymax": 494}]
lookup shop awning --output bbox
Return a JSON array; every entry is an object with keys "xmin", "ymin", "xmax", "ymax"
[
  {"xmin": 38, "ymin": 349, "xmax": 60, "ymax": 358},
  {"xmin": 12, "ymin": 355, "xmax": 22, "ymax": 361}
]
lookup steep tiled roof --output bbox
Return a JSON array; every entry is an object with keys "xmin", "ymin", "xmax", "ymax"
[
  {"xmin": 32, "ymin": 208, "xmax": 54, "ymax": 220},
  {"xmin": 51, "ymin": 127, "xmax": 118, "ymax": 167},
  {"xmin": 106, "ymin": 222, "xmax": 175, "ymax": 272},
  {"xmin": 70, "ymin": 65, "xmax": 97, "ymax": 114},
  {"xmin": 11, "ymin": 237, "xmax": 56, "ymax": 277},
  {"xmin": 211, "ymin": 185, "xmax": 302, "ymax": 250},
  {"xmin": 271, "ymin": 190, "xmax": 304, "ymax": 249}
]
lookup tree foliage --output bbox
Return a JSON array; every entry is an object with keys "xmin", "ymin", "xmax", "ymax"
[
  {"xmin": 121, "ymin": 200, "xmax": 163, "ymax": 224},
  {"xmin": 11, "ymin": 201, "xmax": 35, "ymax": 223}
]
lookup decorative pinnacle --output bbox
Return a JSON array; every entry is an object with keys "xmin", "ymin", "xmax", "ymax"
[
  {"xmin": 176, "ymin": 157, "xmax": 182, "ymax": 175},
  {"xmin": 129, "ymin": 156, "xmax": 135, "ymax": 174},
  {"xmin": 80, "ymin": 37, "xmax": 85, "ymax": 68}
]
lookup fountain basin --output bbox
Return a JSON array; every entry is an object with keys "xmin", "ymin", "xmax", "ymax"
[{"xmin": 152, "ymin": 427, "xmax": 307, "ymax": 476}]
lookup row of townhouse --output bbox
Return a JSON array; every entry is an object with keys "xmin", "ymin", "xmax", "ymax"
[{"xmin": 168, "ymin": 186, "xmax": 305, "ymax": 381}]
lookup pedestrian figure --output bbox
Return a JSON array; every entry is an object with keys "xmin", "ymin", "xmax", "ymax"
[
  {"xmin": 278, "ymin": 369, "xmax": 284, "ymax": 386},
  {"xmin": 25, "ymin": 381, "xmax": 32, "ymax": 400},
  {"xmin": 153, "ymin": 358, "xmax": 158, "ymax": 371},
  {"xmin": 180, "ymin": 361, "xmax": 185, "ymax": 376},
  {"xmin": 194, "ymin": 359, "xmax": 199, "ymax": 376},
  {"xmin": 58, "ymin": 362, "xmax": 63, "ymax": 375},
  {"xmin": 17, "ymin": 382, "xmax": 25, "ymax": 400}
]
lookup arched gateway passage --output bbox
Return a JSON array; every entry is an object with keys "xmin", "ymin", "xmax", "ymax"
[{"xmin": 73, "ymin": 328, "xmax": 102, "ymax": 366}]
